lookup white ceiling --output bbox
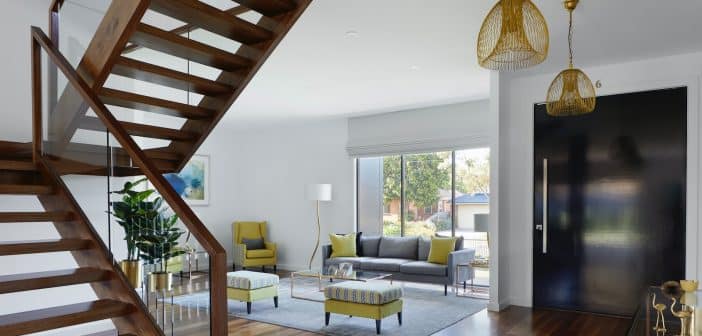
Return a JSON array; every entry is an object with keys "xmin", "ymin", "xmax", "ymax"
[
  {"xmin": 228, "ymin": 0, "xmax": 493, "ymax": 128},
  {"xmin": 67, "ymin": 0, "xmax": 702, "ymax": 129}
]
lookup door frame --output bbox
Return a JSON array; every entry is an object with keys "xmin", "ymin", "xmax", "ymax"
[{"xmin": 525, "ymin": 75, "xmax": 701, "ymax": 307}]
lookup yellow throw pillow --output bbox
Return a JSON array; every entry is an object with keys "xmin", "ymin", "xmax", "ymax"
[
  {"xmin": 329, "ymin": 233, "xmax": 357, "ymax": 258},
  {"xmin": 427, "ymin": 236, "xmax": 457, "ymax": 265}
]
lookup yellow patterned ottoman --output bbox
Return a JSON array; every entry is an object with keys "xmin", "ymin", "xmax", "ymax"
[
  {"xmin": 226, "ymin": 270, "xmax": 279, "ymax": 314},
  {"xmin": 324, "ymin": 281, "xmax": 403, "ymax": 334}
]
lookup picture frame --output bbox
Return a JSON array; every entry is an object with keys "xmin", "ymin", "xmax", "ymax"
[{"xmin": 163, "ymin": 154, "xmax": 210, "ymax": 206}]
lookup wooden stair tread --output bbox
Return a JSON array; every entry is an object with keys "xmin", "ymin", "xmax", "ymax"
[
  {"xmin": 0, "ymin": 159, "xmax": 35, "ymax": 171},
  {"xmin": 143, "ymin": 147, "xmax": 183, "ymax": 161},
  {"xmin": 130, "ymin": 23, "xmax": 253, "ymax": 71},
  {"xmin": 0, "ymin": 211, "xmax": 73, "ymax": 223},
  {"xmin": 0, "ymin": 184, "xmax": 52, "ymax": 195},
  {"xmin": 112, "ymin": 56, "xmax": 234, "ymax": 96},
  {"xmin": 0, "ymin": 239, "xmax": 92, "ymax": 256},
  {"xmin": 235, "ymin": 0, "xmax": 297, "ymax": 16},
  {"xmin": 80, "ymin": 116, "xmax": 196, "ymax": 142},
  {"xmin": 0, "ymin": 268, "xmax": 112, "ymax": 294},
  {"xmin": 122, "ymin": 6, "xmax": 252, "ymax": 55},
  {"xmin": 100, "ymin": 87, "xmax": 214, "ymax": 119},
  {"xmin": 149, "ymin": 0, "xmax": 273, "ymax": 45},
  {"xmin": 0, "ymin": 299, "xmax": 133, "ymax": 335}
]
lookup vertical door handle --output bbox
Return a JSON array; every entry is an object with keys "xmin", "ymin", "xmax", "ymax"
[{"xmin": 542, "ymin": 158, "xmax": 548, "ymax": 254}]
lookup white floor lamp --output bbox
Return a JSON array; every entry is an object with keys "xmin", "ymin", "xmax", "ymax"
[{"xmin": 305, "ymin": 184, "xmax": 332, "ymax": 270}]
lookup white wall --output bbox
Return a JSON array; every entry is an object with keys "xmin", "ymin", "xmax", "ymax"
[
  {"xmin": 498, "ymin": 51, "xmax": 702, "ymax": 308},
  {"xmin": 193, "ymin": 119, "xmax": 355, "ymax": 270},
  {"xmin": 0, "ymin": 0, "xmax": 49, "ymax": 142}
]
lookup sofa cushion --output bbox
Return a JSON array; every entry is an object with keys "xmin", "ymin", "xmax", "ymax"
[
  {"xmin": 360, "ymin": 236, "xmax": 381, "ymax": 257},
  {"xmin": 325, "ymin": 257, "xmax": 371, "ymax": 268},
  {"xmin": 227, "ymin": 270, "xmax": 279, "ymax": 290},
  {"xmin": 400, "ymin": 261, "xmax": 448, "ymax": 277},
  {"xmin": 325, "ymin": 281, "xmax": 403, "ymax": 305},
  {"xmin": 246, "ymin": 249, "xmax": 274, "ymax": 259},
  {"xmin": 378, "ymin": 236, "xmax": 418, "ymax": 259},
  {"xmin": 418, "ymin": 237, "xmax": 431, "ymax": 261},
  {"xmin": 360, "ymin": 258, "xmax": 413, "ymax": 272}
]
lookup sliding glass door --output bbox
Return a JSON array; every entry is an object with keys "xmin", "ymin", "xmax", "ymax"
[{"xmin": 357, "ymin": 148, "xmax": 489, "ymax": 242}]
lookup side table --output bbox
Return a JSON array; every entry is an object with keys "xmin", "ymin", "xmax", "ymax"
[{"xmin": 455, "ymin": 261, "xmax": 489, "ymax": 299}]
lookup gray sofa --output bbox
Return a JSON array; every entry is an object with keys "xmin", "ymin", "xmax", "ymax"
[{"xmin": 322, "ymin": 236, "xmax": 475, "ymax": 295}]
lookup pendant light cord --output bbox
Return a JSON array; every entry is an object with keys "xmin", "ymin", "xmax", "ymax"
[{"xmin": 568, "ymin": 10, "xmax": 574, "ymax": 68}]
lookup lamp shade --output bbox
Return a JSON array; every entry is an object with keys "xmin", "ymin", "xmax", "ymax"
[
  {"xmin": 477, "ymin": 0, "xmax": 549, "ymax": 71},
  {"xmin": 306, "ymin": 184, "xmax": 332, "ymax": 201}
]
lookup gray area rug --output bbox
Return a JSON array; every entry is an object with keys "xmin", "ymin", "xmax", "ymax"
[{"xmin": 170, "ymin": 278, "xmax": 487, "ymax": 336}]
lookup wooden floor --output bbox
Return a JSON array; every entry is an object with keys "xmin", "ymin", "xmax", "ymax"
[
  {"xmin": 158, "ymin": 272, "xmax": 632, "ymax": 336},
  {"xmin": 222, "ymin": 306, "xmax": 631, "ymax": 336},
  {"xmin": 434, "ymin": 306, "xmax": 631, "ymax": 336}
]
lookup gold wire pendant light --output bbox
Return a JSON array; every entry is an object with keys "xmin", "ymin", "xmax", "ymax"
[
  {"xmin": 545, "ymin": 0, "xmax": 596, "ymax": 116},
  {"xmin": 477, "ymin": 0, "xmax": 549, "ymax": 71}
]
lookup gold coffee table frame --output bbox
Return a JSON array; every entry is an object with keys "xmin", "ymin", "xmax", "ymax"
[{"xmin": 291, "ymin": 269, "xmax": 393, "ymax": 302}]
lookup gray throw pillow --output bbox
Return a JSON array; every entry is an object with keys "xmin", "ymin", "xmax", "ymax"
[
  {"xmin": 378, "ymin": 236, "xmax": 418, "ymax": 260},
  {"xmin": 242, "ymin": 238, "xmax": 265, "ymax": 250},
  {"xmin": 360, "ymin": 236, "xmax": 381, "ymax": 257},
  {"xmin": 418, "ymin": 236, "xmax": 431, "ymax": 260}
]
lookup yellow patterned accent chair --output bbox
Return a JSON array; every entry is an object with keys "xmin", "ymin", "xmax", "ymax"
[{"xmin": 232, "ymin": 221, "xmax": 277, "ymax": 273}]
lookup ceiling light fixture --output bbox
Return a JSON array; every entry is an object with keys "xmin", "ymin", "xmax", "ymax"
[
  {"xmin": 477, "ymin": 0, "xmax": 549, "ymax": 71},
  {"xmin": 545, "ymin": 0, "xmax": 596, "ymax": 116},
  {"xmin": 345, "ymin": 30, "xmax": 360, "ymax": 38}
]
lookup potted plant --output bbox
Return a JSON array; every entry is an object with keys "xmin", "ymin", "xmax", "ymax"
[
  {"xmin": 111, "ymin": 178, "xmax": 161, "ymax": 288},
  {"xmin": 137, "ymin": 209, "xmax": 186, "ymax": 292}
]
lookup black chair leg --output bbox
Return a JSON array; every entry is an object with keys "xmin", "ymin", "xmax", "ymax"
[
  {"xmin": 273, "ymin": 265, "xmax": 277, "ymax": 273},
  {"xmin": 444, "ymin": 284, "xmax": 448, "ymax": 296},
  {"xmin": 376, "ymin": 320, "xmax": 381, "ymax": 334},
  {"xmin": 398, "ymin": 312, "xmax": 402, "ymax": 325},
  {"xmin": 274, "ymin": 296, "xmax": 279, "ymax": 308},
  {"xmin": 262, "ymin": 266, "xmax": 266, "ymax": 272},
  {"xmin": 325, "ymin": 312, "xmax": 331, "ymax": 326},
  {"xmin": 232, "ymin": 263, "xmax": 236, "ymax": 271},
  {"xmin": 246, "ymin": 302, "xmax": 252, "ymax": 314}
]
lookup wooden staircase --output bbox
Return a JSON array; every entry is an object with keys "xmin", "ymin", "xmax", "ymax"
[
  {"xmin": 55, "ymin": 0, "xmax": 311, "ymax": 174},
  {"xmin": 0, "ymin": 154, "xmax": 161, "ymax": 335},
  {"xmin": 0, "ymin": 0, "xmax": 311, "ymax": 335}
]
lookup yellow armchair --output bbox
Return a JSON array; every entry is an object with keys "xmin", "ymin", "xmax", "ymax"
[{"xmin": 233, "ymin": 221, "xmax": 277, "ymax": 273}]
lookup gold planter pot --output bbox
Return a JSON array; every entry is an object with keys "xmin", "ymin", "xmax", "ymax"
[
  {"xmin": 119, "ymin": 260, "xmax": 143, "ymax": 288},
  {"xmin": 148, "ymin": 272, "xmax": 173, "ymax": 292}
]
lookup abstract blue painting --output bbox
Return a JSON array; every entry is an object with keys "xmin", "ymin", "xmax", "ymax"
[{"xmin": 164, "ymin": 155, "xmax": 209, "ymax": 206}]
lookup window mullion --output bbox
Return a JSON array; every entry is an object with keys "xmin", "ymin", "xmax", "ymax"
[
  {"xmin": 400, "ymin": 155, "xmax": 405, "ymax": 237},
  {"xmin": 451, "ymin": 150, "xmax": 456, "ymax": 237}
]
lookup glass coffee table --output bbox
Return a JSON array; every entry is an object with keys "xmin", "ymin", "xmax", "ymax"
[{"xmin": 291, "ymin": 269, "xmax": 393, "ymax": 302}]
